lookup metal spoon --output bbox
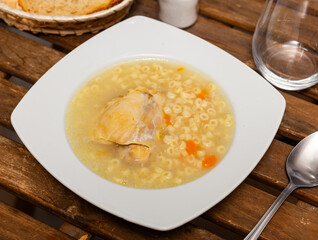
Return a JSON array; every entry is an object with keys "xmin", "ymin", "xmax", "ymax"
[{"xmin": 245, "ymin": 131, "xmax": 318, "ymax": 240}]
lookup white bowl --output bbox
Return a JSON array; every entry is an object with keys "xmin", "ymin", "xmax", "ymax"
[{"xmin": 11, "ymin": 16, "xmax": 285, "ymax": 231}]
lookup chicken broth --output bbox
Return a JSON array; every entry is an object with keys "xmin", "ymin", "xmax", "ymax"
[{"xmin": 65, "ymin": 59, "xmax": 235, "ymax": 189}]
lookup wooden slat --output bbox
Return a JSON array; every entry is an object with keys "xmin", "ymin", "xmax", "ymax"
[
  {"xmin": 297, "ymin": 201, "xmax": 318, "ymax": 215},
  {"xmin": 0, "ymin": 134, "xmax": 317, "ymax": 239},
  {"xmin": 0, "ymin": 27, "xmax": 64, "ymax": 84},
  {"xmin": 0, "ymin": 78, "xmax": 27, "ymax": 130},
  {"xmin": 0, "ymin": 200, "xmax": 75, "ymax": 240},
  {"xmin": 303, "ymin": 86, "xmax": 318, "ymax": 101},
  {"xmin": 200, "ymin": 0, "xmax": 318, "ymax": 32},
  {"xmin": 252, "ymin": 139, "xmax": 318, "ymax": 206},
  {"xmin": 0, "ymin": 71, "xmax": 8, "ymax": 79},
  {"xmin": 188, "ymin": 16, "xmax": 254, "ymax": 68},
  {"xmin": 204, "ymin": 183, "xmax": 318, "ymax": 240},
  {"xmin": 59, "ymin": 222, "xmax": 92, "ymax": 240},
  {"xmin": 39, "ymin": 34, "xmax": 93, "ymax": 52},
  {"xmin": 0, "ymin": 135, "xmax": 224, "ymax": 239},
  {"xmin": 280, "ymin": 92, "xmax": 318, "ymax": 141},
  {"xmin": 199, "ymin": 0, "xmax": 263, "ymax": 32}
]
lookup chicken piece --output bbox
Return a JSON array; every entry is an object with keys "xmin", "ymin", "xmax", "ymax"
[
  {"xmin": 92, "ymin": 87, "xmax": 164, "ymax": 164},
  {"xmin": 118, "ymin": 144, "xmax": 151, "ymax": 165}
]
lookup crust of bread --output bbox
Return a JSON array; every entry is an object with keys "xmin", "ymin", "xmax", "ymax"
[
  {"xmin": 0, "ymin": 0, "xmax": 18, "ymax": 8},
  {"xmin": 18, "ymin": 0, "xmax": 115, "ymax": 16}
]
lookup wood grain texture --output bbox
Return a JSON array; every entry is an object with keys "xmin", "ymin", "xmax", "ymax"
[
  {"xmin": 0, "ymin": 27, "xmax": 64, "ymax": 84},
  {"xmin": 280, "ymin": 92, "xmax": 318, "ymax": 141},
  {"xmin": 60, "ymin": 222, "xmax": 92, "ymax": 240},
  {"xmin": 0, "ymin": 78, "xmax": 27, "ymax": 130},
  {"xmin": 40, "ymin": 34, "xmax": 93, "ymax": 52},
  {"xmin": 0, "ymin": 135, "xmax": 225, "ymax": 239},
  {"xmin": 251, "ymin": 139, "xmax": 318, "ymax": 206},
  {"xmin": 200, "ymin": 0, "xmax": 318, "ymax": 38},
  {"xmin": 297, "ymin": 201, "xmax": 318, "ymax": 215},
  {"xmin": 204, "ymin": 183, "xmax": 318, "ymax": 240},
  {"xmin": 0, "ymin": 71, "xmax": 9, "ymax": 79},
  {"xmin": 199, "ymin": 0, "xmax": 263, "ymax": 32},
  {"xmin": 0, "ymin": 200, "xmax": 75, "ymax": 240},
  {"xmin": 0, "ymin": 133, "xmax": 318, "ymax": 239}
]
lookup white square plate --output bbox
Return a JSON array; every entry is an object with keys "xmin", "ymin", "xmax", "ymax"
[{"xmin": 11, "ymin": 16, "xmax": 285, "ymax": 231}]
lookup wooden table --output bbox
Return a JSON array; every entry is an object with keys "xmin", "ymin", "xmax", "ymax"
[{"xmin": 0, "ymin": 0, "xmax": 318, "ymax": 239}]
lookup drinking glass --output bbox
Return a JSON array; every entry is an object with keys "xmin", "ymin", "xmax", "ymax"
[{"xmin": 252, "ymin": 0, "xmax": 318, "ymax": 90}]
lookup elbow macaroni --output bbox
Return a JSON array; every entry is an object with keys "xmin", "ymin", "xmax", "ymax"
[{"xmin": 66, "ymin": 59, "xmax": 235, "ymax": 189}]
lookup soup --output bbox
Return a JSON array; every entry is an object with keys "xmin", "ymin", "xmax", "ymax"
[{"xmin": 65, "ymin": 59, "xmax": 235, "ymax": 189}]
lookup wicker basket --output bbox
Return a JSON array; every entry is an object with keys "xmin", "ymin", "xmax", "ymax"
[{"xmin": 0, "ymin": 0, "xmax": 134, "ymax": 35}]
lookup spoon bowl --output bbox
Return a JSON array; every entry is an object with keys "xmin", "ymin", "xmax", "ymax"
[
  {"xmin": 287, "ymin": 132, "xmax": 318, "ymax": 187},
  {"xmin": 245, "ymin": 131, "xmax": 318, "ymax": 240}
]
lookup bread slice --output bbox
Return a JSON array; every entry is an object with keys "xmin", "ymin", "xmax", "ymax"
[
  {"xmin": 0, "ymin": 0, "xmax": 19, "ymax": 8},
  {"xmin": 18, "ymin": 0, "xmax": 116, "ymax": 16}
]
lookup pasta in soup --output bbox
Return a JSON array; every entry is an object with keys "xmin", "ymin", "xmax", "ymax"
[{"xmin": 65, "ymin": 59, "xmax": 235, "ymax": 189}]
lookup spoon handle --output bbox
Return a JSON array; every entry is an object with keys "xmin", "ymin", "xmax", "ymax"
[{"xmin": 244, "ymin": 182, "xmax": 298, "ymax": 240}]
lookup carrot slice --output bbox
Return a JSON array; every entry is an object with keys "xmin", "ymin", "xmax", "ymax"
[
  {"xmin": 185, "ymin": 140, "xmax": 198, "ymax": 155},
  {"xmin": 177, "ymin": 67, "xmax": 184, "ymax": 72},
  {"xmin": 202, "ymin": 155, "xmax": 217, "ymax": 168},
  {"xmin": 164, "ymin": 114, "xmax": 172, "ymax": 126},
  {"xmin": 196, "ymin": 89, "xmax": 208, "ymax": 100}
]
